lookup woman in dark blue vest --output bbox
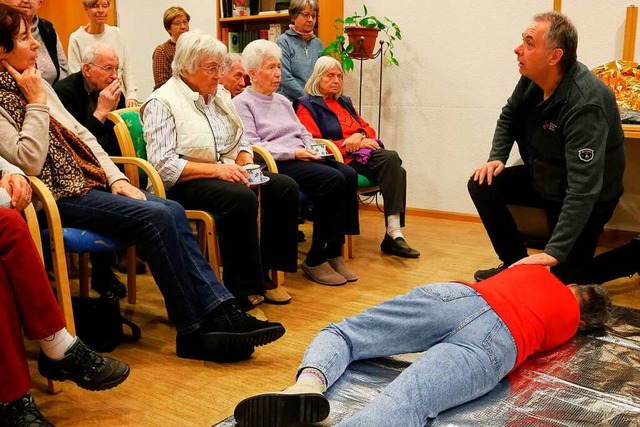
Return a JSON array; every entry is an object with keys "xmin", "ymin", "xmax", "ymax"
[{"xmin": 295, "ymin": 56, "xmax": 419, "ymax": 258}]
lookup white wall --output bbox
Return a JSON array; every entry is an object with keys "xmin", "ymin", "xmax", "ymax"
[{"xmin": 120, "ymin": 0, "xmax": 640, "ymax": 231}]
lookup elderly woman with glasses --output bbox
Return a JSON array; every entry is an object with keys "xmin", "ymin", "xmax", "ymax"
[
  {"xmin": 152, "ymin": 6, "xmax": 190, "ymax": 90},
  {"xmin": 142, "ymin": 31, "xmax": 300, "ymax": 309},
  {"xmin": 295, "ymin": 56, "xmax": 420, "ymax": 258},
  {"xmin": 67, "ymin": 0, "xmax": 138, "ymax": 106},
  {"xmin": 276, "ymin": 0, "xmax": 322, "ymax": 101},
  {"xmin": 233, "ymin": 39, "xmax": 359, "ymax": 287}
]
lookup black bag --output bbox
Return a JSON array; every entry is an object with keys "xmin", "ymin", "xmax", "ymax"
[{"xmin": 71, "ymin": 293, "xmax": 141, "ymax": 352}]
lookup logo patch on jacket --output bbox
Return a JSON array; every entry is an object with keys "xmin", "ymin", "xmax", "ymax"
[
  {"xmin": 578, "ymin": 148, "xmax": 594, "ymax": 162},
  {"xmin": 542, "ymin": 122, "xmax": 557, "ymax": 131}
]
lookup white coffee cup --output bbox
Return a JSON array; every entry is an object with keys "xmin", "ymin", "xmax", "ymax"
[
  {"xmin": 307, "ymin": 143, "xmax": 327, "ymax": 157},
  {"xmin": 243, "ymin": 164, "xmax": 262, "ymax": 185}
]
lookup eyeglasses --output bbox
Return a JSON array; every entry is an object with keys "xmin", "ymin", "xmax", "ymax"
[
  {"xmin": 171, "ymin": 20, "xmax": 189, "ymax": 27},
  {"xmin": 89, "ymin": 63, "xmax": 122, "ymax": 74},
  {"xmin": 298, "ymin": 12, "xmax": 318, "ymax": 20},
  {"xmin": 199, "ymin": 64, "xmax": 221, "ymax": 75}
]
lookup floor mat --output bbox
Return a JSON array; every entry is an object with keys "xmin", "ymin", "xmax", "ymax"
[{"xmin": 214, "ymin": 305, "xmax": 640, "ymax": 426}]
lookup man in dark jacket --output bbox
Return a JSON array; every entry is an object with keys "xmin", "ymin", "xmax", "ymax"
[{"xmin": 468, "ymin": 11, "xmax": 625, "ymax": 285}]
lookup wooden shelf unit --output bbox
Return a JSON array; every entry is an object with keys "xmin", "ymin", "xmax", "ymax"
[{"xmin": 216, "ymin": 0, "xmax": 343, "ymax": 49}]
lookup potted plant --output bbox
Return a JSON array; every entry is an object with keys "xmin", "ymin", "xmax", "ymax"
[{"xmin": 322, "ymin": 5, "xmax": 402, "ymax": 72}]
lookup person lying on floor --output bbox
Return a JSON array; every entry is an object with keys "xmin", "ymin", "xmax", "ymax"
[
  {"xmin": 0, "ymin": 158, "xmax": 129, "ymax": 427},
  {"xmin": 234, "ymin": 264, "xmax": 611, "ymax": 427}
]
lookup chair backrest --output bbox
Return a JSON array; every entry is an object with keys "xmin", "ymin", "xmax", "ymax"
[{"xmin": 108, "ymin": 107, "xmax": 149, "ymax": 187}]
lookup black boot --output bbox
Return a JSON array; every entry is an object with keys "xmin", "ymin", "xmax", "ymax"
[{"xmin": 590, "ymin": 238, "xmax": 640, "ymax": 284}]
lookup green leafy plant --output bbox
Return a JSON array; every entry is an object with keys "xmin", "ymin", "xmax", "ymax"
[{"xmin": 322, "ymin": 5, "xmax": 402, "ymax": 72}]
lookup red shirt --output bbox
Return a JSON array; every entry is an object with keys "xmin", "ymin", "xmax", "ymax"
[{"xmin": 466, "ymin": 265, "xmax": 580, "ymax": 368}]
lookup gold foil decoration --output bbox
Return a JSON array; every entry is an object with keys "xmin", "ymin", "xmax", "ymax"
[{"xmin": 592, "ymin": 60, "xmax": 640, "ymax": 111}]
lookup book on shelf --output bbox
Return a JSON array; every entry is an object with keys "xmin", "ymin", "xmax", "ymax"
[
  {"xmin": 228, "ymin": 31, "xmax": 240, "ymax": 53},
  {"xmin": 259, "ymin": 29, "xmax": 269, "ymax": 40},
  {"xmin": 221, "ymin": 27, "xmax": 230, "ymax": 47}
]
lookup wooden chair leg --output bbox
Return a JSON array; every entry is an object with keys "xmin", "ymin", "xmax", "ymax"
[
  {"xmin": 347, "ymin": 235, "xmax": 355, "ymax": 259},
  {"xmin": 271, "ymin": 269, "xmax": 285, "ymax": 286},
  {"xmin": 79, "ymin": 252, "xmax": 90, "ymax": 297},
  {"xmin": 126, "ymin": 246, "xmax": 137, "ymax": 304}
]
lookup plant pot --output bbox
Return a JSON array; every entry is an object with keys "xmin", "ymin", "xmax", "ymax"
[{"xmin": 345, "ymin": 27, "xmax": 380, "ymax": 59}]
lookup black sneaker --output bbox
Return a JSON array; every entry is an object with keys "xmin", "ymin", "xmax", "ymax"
[
  {"xmin": 38, "ymin": 338, "xmax": 130, "ymax": 391},
  {"xmin": 473, "ymin": 264, "xmax": 508, "ymax": 282},
  {"xmin": 201, "ymin": 300, "xmax": 285, "ymax": 355},
  {"xmin": 91, "ymin": 269, "xmax": 127, "ymax": 299},
  {"xmin": 176, "ymin": 330, "xmax": 255, "ymax": 363},
  {"xmin": 0, "ymin": 394, "xmax": 53, "ymax": 427}
]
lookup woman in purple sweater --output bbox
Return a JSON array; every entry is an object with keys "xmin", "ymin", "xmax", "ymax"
[{"xmin": 233, "ymin": 40, "xmax": 359, "ymax": 287}]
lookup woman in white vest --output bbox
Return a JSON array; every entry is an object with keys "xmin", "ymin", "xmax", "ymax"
[{"xmin": 141, "ymin": 31, "xmax": 300, "ymax": 312}]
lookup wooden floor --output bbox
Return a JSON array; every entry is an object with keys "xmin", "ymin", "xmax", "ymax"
[{"xmin": 27, "ymin": 209, "xmax": 640, "ymax": 426}]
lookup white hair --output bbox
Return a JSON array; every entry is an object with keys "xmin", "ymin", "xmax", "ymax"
[
  {"xmin": 241, "ymin": 39, "xmax": 282, "ymax": 75},
  {"xmin": 172, "ymin": 30, "xmax": 227, "ymax": 77},
  {"xmin": 81, "ymin": 42, "xmax": 117, "ymax": 64}
]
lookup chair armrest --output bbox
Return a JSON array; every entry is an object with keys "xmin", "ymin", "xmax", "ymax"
[
  {"xmin": 106, "ymin": 107, "xmax": 142, "ymax": 127},
  {"xmin": 252, "ymin": 145, "xmax": 279, "ymax": 173},
  {"xmin": 316, "ymin": 138, "xmax": 344, "ymax": 163},
  {"xmin": 23, "ymin": 202, "xmax": 44, "ymax": 261},
  {"xmin": 110, "ymin": 156, "xmax": 167, "ymax": 198}
]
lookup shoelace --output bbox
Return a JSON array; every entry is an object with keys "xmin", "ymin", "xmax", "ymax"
[{"xmin": 70, "ymin": 343, "xmax": 107, "ymax": 374}]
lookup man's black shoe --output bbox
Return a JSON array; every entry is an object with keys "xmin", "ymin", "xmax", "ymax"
[
  {"xmin": 91, "ymin": 269, "xmax": 127, "ymax": 299},
  {"xmin": 474, "ymin": 264, "xmax": 508, "ymax": 282},
  {"xmin": 0, "ymin": 393, "xmax": 53, "ymax": 427},
  {"xmin": 201, "ymin": 300, "xmax": 285, "ymax": 356},
  {"xmin": 380, "ymin": 234, "xmax": 420, "ymax": 258},
  {"xmin": 38, "ymin": 338, "xmax": 130, "ymax": 391},
  {"xmin": 176, "ymin": 331, "xmax": 255, "ymax": 363}
]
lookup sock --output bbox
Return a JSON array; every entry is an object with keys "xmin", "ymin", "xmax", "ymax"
[
  {"xmin": 386, "ymin": 214, "xmax": 404, "ymax": 240},
  {"xmin": 39, "ymin": 328, "xmax": 76, "ymax": 360},
  {"xmin": 297, "ymin": 367, "xmax": 327, "ymax": 391}
]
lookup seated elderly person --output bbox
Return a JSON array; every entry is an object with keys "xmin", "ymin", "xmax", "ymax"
[
  {"xmin": 295, "ymin": 57, "xmax": 419, "ymax": 258},
  {"xmin": 233, "ymin": 39, "xmax": 359, "ymax": 287},
  {"xmin": 0, "ymin": 157, "xmax": 129, "ymax": 426},
  {"xmin": 0, "ymin": 4, "xmax": 284, "ymax": 363},
  {"xmin": 152, "ymin": 6, "xmax": 190, "ymax": 90},
  {"xmin": 142, "ymin": 31, "xmax": 299, "ymax": 307},
  {"xmin": 54, "ymin": 42, "xmax": 128, "ymax": 298},
  {"xmin": 220, "ymin": 52, "xmax": 246, "ymax": 97}
]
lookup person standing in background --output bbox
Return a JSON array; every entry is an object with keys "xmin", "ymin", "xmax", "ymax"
[{"xmin": 152, "ymin": 6, "xmax": 190, "ymax": 90}]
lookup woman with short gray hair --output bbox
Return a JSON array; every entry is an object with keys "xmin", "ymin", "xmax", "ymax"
[{"xmin": 276, "ymin": 0, "xmax": 323, "ymax": 101}]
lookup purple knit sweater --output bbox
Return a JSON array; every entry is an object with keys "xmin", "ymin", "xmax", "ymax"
[{"xmin": 233, "ymin": 87, "xmax": 315, "ymax": 161}]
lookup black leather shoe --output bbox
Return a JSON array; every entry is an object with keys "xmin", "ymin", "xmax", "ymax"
[
  {"xmin": 176, "ymin": 331, "xmax": 255, "ymax": 363},
  {"xmin": 473, "ymin": 264, "xmax": 508, "ymax": 282},
  {"xmin": 91, "ymin": 269, "xmax": 127, "ymax": 299},
  {"xmin": 0, "ymin": 393, "xmax": 53, "ymax": 427},
  {"xmin": 38, "ymin": 339, "xmax": 130, "ymax": 391},
  {"xmin": 380, "ymin": 234, "xmax": 420, "ymax": 258}
]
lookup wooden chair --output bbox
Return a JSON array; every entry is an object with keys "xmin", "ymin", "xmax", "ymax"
[{"xmin": 107, "ymin": 107, "xmax": 221, "ymax": 280}]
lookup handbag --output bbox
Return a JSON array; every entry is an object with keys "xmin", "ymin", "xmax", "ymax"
[{"xmin": 71, "ymin": 293, "xmax": 141, "ymax": 352}]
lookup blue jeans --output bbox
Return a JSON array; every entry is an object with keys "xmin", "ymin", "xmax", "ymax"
[
  {"xmin": 298, "ymin": 282, "xmax": 517, "ymax": 426},
  {"xmin": 55, "ymin": 189, "xmax": 233, "ymax": 334}
]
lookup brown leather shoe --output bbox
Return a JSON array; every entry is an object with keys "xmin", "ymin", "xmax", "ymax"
[{"xmin": 301, "ymin": 261, "xmax": 347, "ymax": 286}]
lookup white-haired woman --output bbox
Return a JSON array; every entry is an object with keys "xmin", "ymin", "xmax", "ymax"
[
  {"xmin": 142, "ymin": 31, "xmax": 300, "ymax": 308},
  {"xmin": 68, "ymin": 0, "xmax": 138, "ymax": 106},
  {"xmin": 233, "ymin": 39, "xmax": 360, "ymax": 287},
  {"xmin": 276, "ymin": 0, "xmax": 323, "ymax": 101},
  {"xmin": 295, "ymin": 56, "xmax": 419, "ymax": 258},
  {"xmin": 152, "ymin": 6, "xmax": 190, "ymax": 90}
]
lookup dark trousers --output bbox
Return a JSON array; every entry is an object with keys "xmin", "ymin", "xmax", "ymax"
[
  {"xmin": 168, "ymin": 172, "xmax": 299, "ymax": 297},
  {"xmin": 276, "ymin": 159, "xmax": 360, "ymax": 249},
  {"xmin": 351, "ymin": 149, "xmax": 407, "ymax": 226},
  {"xmin": 1, "ymin": 209, "xmax": 66, "ymax": 402},
  {"xmin": 467, "ymin": 165, "xmax": 619, "ymax": 284}
]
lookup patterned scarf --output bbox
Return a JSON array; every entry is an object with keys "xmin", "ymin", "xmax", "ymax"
[{"xmin": 0, "ymin": 72, "xmax": 107, "ymax": 199}]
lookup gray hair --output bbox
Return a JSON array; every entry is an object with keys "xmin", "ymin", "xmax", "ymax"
[
  {"xmin": 81, "ymin": 42, "xmax": 117, "ymax": 64},
  {"xmin": 221, "ymin": 52, "xmax": 242, "ymax": 75},
  {"xmin": 172, "ymin": 30, "xmax": 227, "ymax": 77},
  {"xmin": 305, "ymin": 56, "xmax": 343, "ymax": 97},
  {"xmin": 533, "ymin": 11, "xmax": 578, "ymax": 72},
  {"xmin": 289, "ymin": 0, "xmax": 319, "ymax": 21},
  {"xmin": 241, "ymin": 39, "xmax": 282, "ymax": 76},
  {"xmin": 574, "ymin": 284, "xmax": 611, "ymax": 332}
]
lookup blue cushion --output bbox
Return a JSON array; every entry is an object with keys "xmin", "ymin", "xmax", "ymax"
[{"xmin": 41, "ymin": 228, "xmax": 123, "ymax": 253}]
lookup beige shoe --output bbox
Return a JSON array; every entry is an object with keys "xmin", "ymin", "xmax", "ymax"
[
  {"xmin": 245, "ymin": 307, "xmax": 268, "ymax": 322},
  {"xmin": 327, "ymin": 257, "xmax": 358, "ymax": 282},
  {"xmin": 234, "ymin": 381, "xmax": 329, "ymax": 427},
  {"xmin": 264, "ymin": 287, "xmax": 292, "ymax": 305},
  {"xmin": 247, "ymin": 294, "xmax": 264, "ymax": 306},
  {"xmin": 301, "ymin": 261, "xmax": 347, "ymax": 286}
]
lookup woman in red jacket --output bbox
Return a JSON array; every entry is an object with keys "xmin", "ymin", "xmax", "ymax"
[{"xmin": 295, "ymin": 56, "xmax": 419, "ymax": 258}]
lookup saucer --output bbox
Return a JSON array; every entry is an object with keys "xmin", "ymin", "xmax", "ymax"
[{"xmin": 250, "ymin": 176, "xmax": 270, "ymax": 186}]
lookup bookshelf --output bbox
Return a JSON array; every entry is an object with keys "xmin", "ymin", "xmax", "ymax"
[{"xmin": 217, "ymin": 0, "xmax": 343, "ymax": 51}]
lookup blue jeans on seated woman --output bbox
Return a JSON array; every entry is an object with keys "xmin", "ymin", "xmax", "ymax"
[
  {"xmin": 298, "ymin": 282, "xmax": 517, "ymax": 427},
  {"xmin": 54, "ymin": 189, "xmax": 233, "ymax": 334}
]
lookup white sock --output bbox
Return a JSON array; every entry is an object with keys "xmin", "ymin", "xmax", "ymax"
[
  {"xmin": 386, "ymin": 214, "xmax": 404, "ymax": 240},
  {"xmin": 39, "ymin": 328, "xmax": 76, "ymax": 360}
]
